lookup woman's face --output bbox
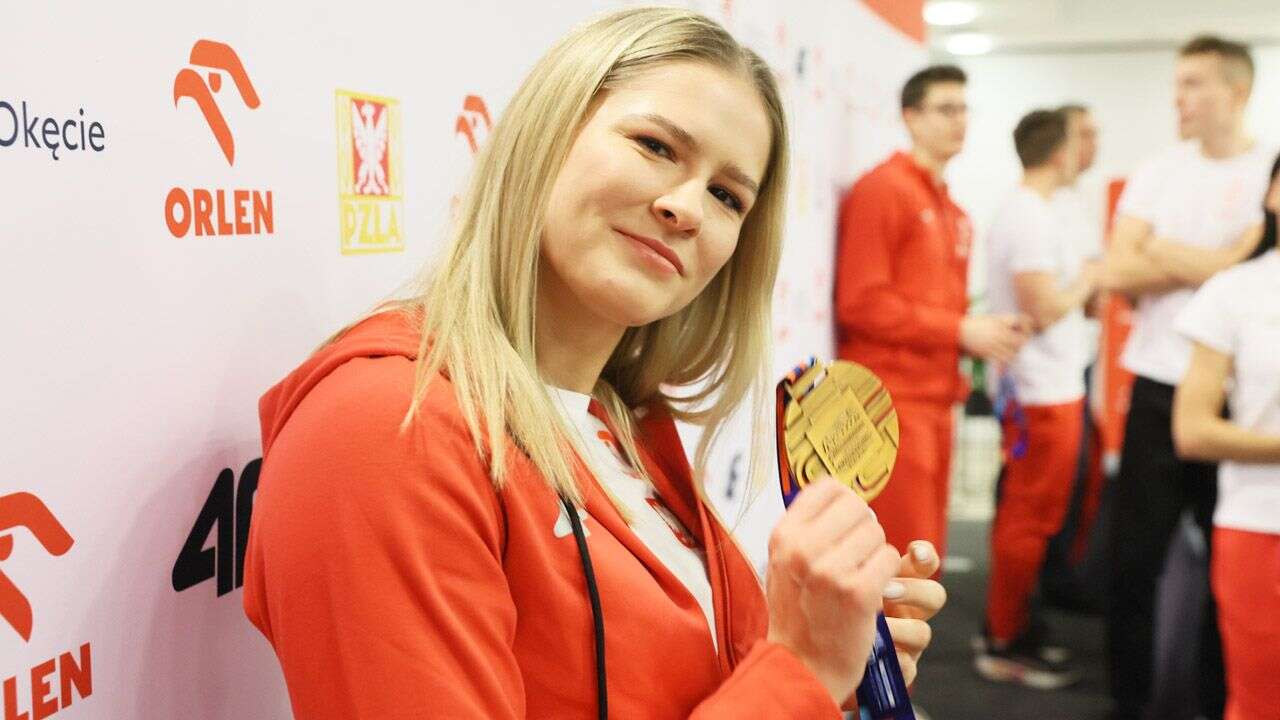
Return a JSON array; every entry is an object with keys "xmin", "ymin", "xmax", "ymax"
[{"xmin": 540, "ymin": 61, "xmax": 772, "ymax": 330}]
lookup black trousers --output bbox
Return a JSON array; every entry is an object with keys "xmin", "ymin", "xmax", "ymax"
[{"xmin": 1106, "ymin": 375, "xmax": 1224, "ymax": 720}]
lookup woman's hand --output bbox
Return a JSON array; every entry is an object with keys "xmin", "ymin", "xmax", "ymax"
[
  {"xmin": 764, "ymin": 477, "xmax": 901, "ymax": 707},
  {"xmin": 838, "ymin": 540, "xmax": 946, "ymax": 711},
  {"xmin": 883, "ymin": 541, "xmax": 946, "ymax": 686}
]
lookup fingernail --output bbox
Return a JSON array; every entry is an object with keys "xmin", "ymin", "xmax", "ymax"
[
  {"xmin": 883, "ymin": 581, "xmax": 906, "ymax": 600},
  {"xmin": 912, "ymin": 543, "xmax": 931, "ymax": 562}
]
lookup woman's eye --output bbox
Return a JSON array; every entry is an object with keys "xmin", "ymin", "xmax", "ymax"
[
  {"xmin": 637, "ymin": 136, "xmax": 672, "ymax": 158},
  {"xmin": 710, "ymin": 186, "xmax": 744, "ymax": 213}
]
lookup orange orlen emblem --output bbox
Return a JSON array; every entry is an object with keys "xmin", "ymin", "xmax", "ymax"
[
  {"xmin": 0, "ymin": 493, "xmax": 74, "ymax": 642},
  {"xmin": 173, "ymin": 40, "xmax": 260, "ymax": 165}
]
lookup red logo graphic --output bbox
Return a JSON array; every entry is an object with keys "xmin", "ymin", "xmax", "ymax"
[
  {"xmin": 0, "ymin": 493, "xmax": 73, "ymax": 642},
  {"xmin": 645, "ymin": 497, "xmax": 698, "ymax": 550},
  {"xmin": 454, "ymin": 95, "xmax": 492, "ymax": 154},
  {"xmin": 173, "ymin": 39, "xmax": 260, "ymax": 165},
  {"xmin": 596, "ymin": 430, "xmax": 621, "ymax": 455},
  {"xmin": 449, "ymin": 94, "xmax": 492, "ymax": 219},
  {"xmin": 351, "ymin": 99, "xmax": 390, "ymax": 195},
  {"xmin": 595, "ymin": 430, "xmax": 641, "ymax": 480}
]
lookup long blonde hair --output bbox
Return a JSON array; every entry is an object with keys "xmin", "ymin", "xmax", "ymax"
[{"xmin": 395, "ymin": 6, "xmax": 789, "ymax": 505}]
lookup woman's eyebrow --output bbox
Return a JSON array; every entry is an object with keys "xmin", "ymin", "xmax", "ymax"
[{"xmin": 629, "ymin": 112, "xmax": 760, "ymax": 197}]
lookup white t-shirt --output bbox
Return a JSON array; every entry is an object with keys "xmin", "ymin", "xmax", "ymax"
[
  {"xmin": 1052, "ymin": 182, "xmax": 1105, "ymax": 360},
  {"xmin": 1117, "ymin": 141, "xmax": 1274, "ymax": 385},
  {"xmin": 548, "ymin": 387, "xmax": 718, "ymax": 651},
  {"xmin": 986, "ymin": 185, "xmax": 1090, "ymax": 405},
  {"xmin": 1176, "ymin": 251, "xmax": 1280, "ymax": 535}
]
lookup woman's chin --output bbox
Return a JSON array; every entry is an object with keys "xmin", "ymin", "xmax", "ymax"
[{"xmin": 596, "ymin": 300, "xmax": 676, "ymax": 330}]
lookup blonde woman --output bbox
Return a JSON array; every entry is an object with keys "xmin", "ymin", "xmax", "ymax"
[{"xmin": 243, "ymin": 7, "xmax": 945, "ymax": 719}]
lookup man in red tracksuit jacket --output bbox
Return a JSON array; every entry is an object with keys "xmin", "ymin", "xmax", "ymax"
[{"xmin": 835, "ymin": 65, "xmax": 1029, "ymax": 560}]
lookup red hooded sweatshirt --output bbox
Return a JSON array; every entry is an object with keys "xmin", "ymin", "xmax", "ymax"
[{"xmin": 241, "ymin": 312, "xmax": 842, "ymax": 719}]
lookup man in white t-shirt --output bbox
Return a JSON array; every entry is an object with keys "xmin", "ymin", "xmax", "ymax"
[
  {"xmin": 975, "ymin": 109, "xmax": 1099, "ymax": 690},
  {"xmin": 1037, "ymin": 103, "xmax": 1108, "ymax": 613},
  {"xmin": 1052, "ymin": 105, "xmax": 1104, "ymax": 357},
  {"xmin": 1099, "ymin": 36, "xmax": 1274, "ymax": 720}
]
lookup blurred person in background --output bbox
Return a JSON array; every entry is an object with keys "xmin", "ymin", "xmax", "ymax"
[
  {"xmin": 975, "ymin": 108, "xmax": 1099, "ymax": 691},
  {"xmin": 1173, "ymin": 153, "xmax": 1280, "ymax": 720},
  {"xmin": 1100, "ymin": 34, "xmax": 1274, "ymax": 720},
  {"xmin": 1038, "ymin": 102, "xmax": 1111, "ymax": 618},
  {"xmin": 834, "ymin": 64, "xmax": 1030, "ymax": 563}
]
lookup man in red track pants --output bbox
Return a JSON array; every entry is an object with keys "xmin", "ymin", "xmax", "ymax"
[{"xmin": 835, "ymin": 65, "xmax": 1028, "ymax": 562}]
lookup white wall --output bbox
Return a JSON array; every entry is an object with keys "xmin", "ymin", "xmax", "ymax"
[{"xmin": 943, "ymin": 45, "xmax": 1280, "ymax": 297}]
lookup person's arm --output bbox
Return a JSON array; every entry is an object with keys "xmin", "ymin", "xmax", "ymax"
[
  {"xmin": 1013, "ymin": 263, "xmax": 1100, "ymax": 332},
  {"xmin": 243, "ymin": 358, "xmax": 525, "ymax": 720},
  {"xmin": 247, "ymin": 361, "xmax": 861, "ymax": 719},
  {"xmin": 834, "ymin": 181, "xmax": 962, "ymax": 351},
  {"xmin": 1173, "ymin": 342, "xmax": 1280, "ymax": 463},
  {"xmin": 1147, "ymin": 223, "xmax": 1264, "ymax": 288},
  {"xmin": 1100, "ymin": 214, "xmax": 1181, "ymax": 297}
]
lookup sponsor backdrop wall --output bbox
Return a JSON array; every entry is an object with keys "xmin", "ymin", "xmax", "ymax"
[{"xmin": 1, "ymin": 2, "xmax": 923, "ymax": 717}]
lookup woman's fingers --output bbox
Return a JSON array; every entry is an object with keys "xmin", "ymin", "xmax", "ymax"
[
  {"xmin": 885, "ymin": 616, "xmax": 932, "ymax": 659},
  {"xmin": 898, "ymin": 540, "xmax": 941, "ymax": 579},
  {"xmin": 781, "ymin": 475, "xmax": 848, "ymax": 523},
  {"xmin": 804, "ymin": 487, "xmax": 877, "ymax": 553},
  {"xmin": 884, "ymin": 576, "xmax": 947, "ymax": 621},
  {"xmin": 816, "ymin": 507, "xmax": 885, "ymax": 574},
  {"xmin": 896, "ymin": 650, "xmax": 918, "ymax": 687}
]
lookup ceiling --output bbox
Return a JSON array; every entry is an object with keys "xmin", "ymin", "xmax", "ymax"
[{"xmin": 928, "ymin": 0, "xmax": 1280, "ymax": 55}]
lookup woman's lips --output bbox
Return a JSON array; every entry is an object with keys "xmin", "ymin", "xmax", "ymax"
[{"xmin": 615, "ymin": 228, "xmax": 684, "ymax": 276}]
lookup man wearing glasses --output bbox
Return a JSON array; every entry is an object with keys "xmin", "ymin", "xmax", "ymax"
[{"xmin": 835, "ymin": 65, "xmax": 1029, "ymax": 563}]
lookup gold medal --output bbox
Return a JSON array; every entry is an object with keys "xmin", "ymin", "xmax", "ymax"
[
  {"xmin": 777, "ymin": 359, "xmax": 899, "ymax": 504},
  {"xmin": 775, "ymin": 359, "xmax": 914, "ymax": 719}
]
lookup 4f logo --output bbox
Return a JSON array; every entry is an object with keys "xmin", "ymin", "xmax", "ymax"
[
  {"xmin": 172, "ymin": 459, "xmax": 260, "ymax": 596},
  {"xmin": 0, "ymin": 493, "xmax": 73, "ymax": 642},
  {"xmin": 173, "ymin": 39, "xmax": 260, "ymax": 165}
]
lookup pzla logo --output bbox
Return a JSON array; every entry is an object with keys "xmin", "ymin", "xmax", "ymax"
[{"xmin": 337, "ymin": 90, "xmax": 404, "ymax": 255}]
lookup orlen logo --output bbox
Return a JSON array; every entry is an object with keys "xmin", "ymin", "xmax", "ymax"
[
  {"xmin": 449, "ymin": 94, "xmax": 492, "ymax": 218},
  {"xmin": 164, "ymin": 40, "xmax": 275, "ymax": 240},
  {"xmin": 0, "ymin": 493, "xmax": 73, "ymax": 642},
  {"xmin": 454, "ymin": 94, "xmax": 491, "ymax": 154},
  {"xmin": 173, "ymin": 39, "xmax": 259, "ymax": 165},
  {"xmin": 0, "ymin": 493, "xmax": 93, "ymax": 720},
  {"xmin": 337, "ymin": 90, "xmax": 404, "ymax": 255}
]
